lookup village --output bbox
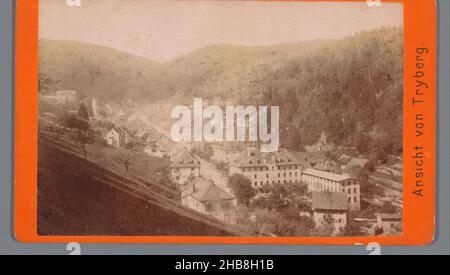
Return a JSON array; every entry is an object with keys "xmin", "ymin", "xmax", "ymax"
[{"xmin": 38, "ymin": 89, "xmax": 403, "ymax": 237}]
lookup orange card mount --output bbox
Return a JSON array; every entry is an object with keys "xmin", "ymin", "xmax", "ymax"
[{"xmin": 14, "ymin": 0, "xmax": 436, "ymax": 245}]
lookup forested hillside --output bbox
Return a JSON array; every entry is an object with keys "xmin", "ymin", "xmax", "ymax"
[
  {"xmin": 39, "ymin": 27, "xmax": 403, "ymax": 156},
  {"xmin": 256, "ymin": 28, "xmax": 403, "ymax": 155}
]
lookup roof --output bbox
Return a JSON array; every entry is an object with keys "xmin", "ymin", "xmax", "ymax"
[
  {"xmin": 56, "ymin": 90, "xmax": 77, "ymax": 95},
  {"xmin": 171, "ymin": 148, "xmax": 200, "ymax": 168},
  {"xmin": 345, "ymin": 158, "xmax": 369, "ymax": 168},
  {"xmin": 312, "ymin": 192, "xmax": 349, "ymax": 211},
  {"xmin": 296, "ymin": 151, "xmax": 327, "ymax": 164},
  {"xmin": 181, "ymin": 178, "xmax": 235, "ymax": 202},
  {"xmin": 314, "ymin": 160, "xmax": 340, "ymax": 172},
  {"xmin": 232, "ymin": 148, "xmax": 302, "ymax": 168},
  {"xmin": 303, "ymin": 168, "xmax": 358, "ymax": 182},
  {"xmin": 107, "ymin": 126, "xmax": 128, "ymax": 137},
  {"xmin": 212, "ymin": 142, "xmax": 245, "ymax": 152},
  {"xmin": 376, "ymin": 213, "xmax": 402, "ymax": 221},
  {"xmin": 144, "ymin": 130, "xmax": 163, "ymax": 144}
]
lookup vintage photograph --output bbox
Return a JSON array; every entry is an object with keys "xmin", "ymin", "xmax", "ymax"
[{"xmin": 37, "ymin": 0, "xmax": 404, "ymax": 237}]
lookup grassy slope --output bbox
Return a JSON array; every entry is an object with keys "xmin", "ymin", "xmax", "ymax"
[{"xmin": 37, "ymin": 139, "xmax": 232, "ymax": 236}]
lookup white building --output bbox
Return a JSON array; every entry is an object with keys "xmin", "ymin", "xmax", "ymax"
[
  {"xmin": 181, "ymin": 177, "xmax": 236, "ymax": 222},
  {"xmin": 105, "ymin": 127, "xmax": 128, "ymax": 148},
  {"xmin": 230, "ymin": 148, "xmax": 304, "ymax": 189},
  {"xmin": 375, "ymin": 213, "xmax": 402, "ymax": 235},
  {"xmin": 311, "ymin": 191, "xmax": 349, "ymax": 233},
  {"xmin": 211, "ymin": 142, "xmax": 245, "ymax": 164},
  {"xmin": 170, "ymin": 148, "xmax": 200, "ymax": 185},
  {"xmin": 56, "ymin": 90, "xmax": 78, "ymax": 105},
  {"xmin": 302, "ymin": 168, "xmax": 360, "ymax": 211}
]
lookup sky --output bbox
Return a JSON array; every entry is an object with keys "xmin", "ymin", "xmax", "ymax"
[{"xmin": 39, "ymin": 0, "xmax": 403, "ymax": 62}]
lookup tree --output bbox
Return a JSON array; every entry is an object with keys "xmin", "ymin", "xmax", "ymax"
[
  {"xmin": 227, "ymin": 174, "xmax": 256, "ymax": 206},
  {"xmin": 78, "ymin": 103, "xmax": 90, "ymax": 121},
  {"xmin": 78, "ymin": 131, "xmax": 93, "ymax": 161},
  {"xmin": 120, "ymin": 152, "xmax": 136, "ymax": 182},
  {"xmin": 38, "ymin": 73, "xmax": 60, "ymax": 94},
  {"xmin": 38, "ymin": 73, "xmax": 52, "ymax": 94}
]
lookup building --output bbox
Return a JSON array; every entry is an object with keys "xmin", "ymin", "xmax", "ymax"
[
  {"xmin": 211, "ymin": 142, "xmax": 245, "ymax": 164},
  {"xmin": 170, "ymin": 148, "xmax": 201, "ymax": 185},
  {"xmin": 313, "ymin": 159, "xmax": 341, "ymax": 173},
  {"xmin": 143, "ymin": 131, "xmax": 166, "ymax": 157},
  {"xmin": 181, "ymin": 177, "xmax": 237, "ymax": 222},
  {"xmin": 105, "ymin": 127, "xmax": 129, "ymax": 148},
  {"xmin": 230, "ymin": 148, "xmax": 304, "ymax": 189},
  {"xmin": 342, "ymin": 157, "xmax": 369, "ymax": 173},
  {"xmin": 56, "ymin": 90, "xmax": 78, "ymax": 105},
  {"xmin": 302, "ymin": 168, "xmax": 360, "ymax": 211},
  {"xmin": 311, "ymin": 191, "xmax": 349, "ymax": 233},
  {"xmin": 375, "ymin": 213, "xmax": 402, "ymax": 235}
]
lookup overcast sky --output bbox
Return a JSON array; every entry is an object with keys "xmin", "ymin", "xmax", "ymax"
[{"xmin": 39, "ymin": 0, "xmax": 403, "ymax": 62}]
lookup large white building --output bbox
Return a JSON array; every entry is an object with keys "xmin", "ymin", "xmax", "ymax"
[
  {"xmin": 230, "ymin": 148, "xmax": 304, "ymax": 188},
  {"xmin": 302, "ymin": 168, "xmax": 360, "ymax": 211},
  {"xmin": 170, "ymin": 148, "xmax": 201, "ymax": 185}
]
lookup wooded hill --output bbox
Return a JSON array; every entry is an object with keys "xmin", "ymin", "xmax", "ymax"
[{"xmin": 39, "ymin": 27, "xmax": 403, "ymax": 156}]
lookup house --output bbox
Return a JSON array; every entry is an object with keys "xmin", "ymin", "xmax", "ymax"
[
  {"xmin": 342, "ymin": 157, "xmax": 369, "ymax": 173},
  {"xmin": 56, "ymin": 90, "xmax": 78, "ymax": 105},
  {"xmin": 211, "ymin": 142, "xmax": 245, "ymax": 164},
  {"xmin": 311, "ymin": 191, "xmax": 349, "ymax": 233},
  {"xmin": 170, "ymin": 148, "xmax": 201, "ymax": 185},
  {"xmin": 375, "ymin": 213, "xmax": 402, "ymax": 235},
  {"xmin": 181, "ymin": 177, "xmax": 237, "ymax": 222},
  {"xmin": 143, "ymin": 131, "xmax": 166, "ymax": 157},
  {"xmin": 230, "ymin": 147, "xmax": 305, "ymax": 189},
  {"xmin": 302, "ymin": 168, "xmax": 360, "ymax": 211},
  {"xmin": 105, "ymin": 127, "xmax": 129, "ymax": 148},
  {"xmin": 313, "ymin": 159, "xmax": 340, "ymax": 173}
]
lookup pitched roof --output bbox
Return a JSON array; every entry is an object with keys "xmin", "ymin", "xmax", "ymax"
[
  {"xmin": 314, "ymin": 160, "xmax": 340, "ymax": 172},
  {"xmin": 144, "ymin": 130, "xmax": 163, "ymax": 143},
  {"xmin": 345, "ymin": 158, "xmax": 369, "ymax": 168},
  {"xmin": 212, "ymin": 142, "xmax": 245, "ymax": 152},
  {"xmin": 181, "ymin": 178, "xmax": 235, "ymax": 202},
  {"xmin": 376, "ymin": 213, "xmax": 402, "ymax": 221},
  {"xmin": 303, "ymin": 168, "xmax": 358, "ymax": 182},
  {"xmin": 171, "ymin": 148, "xmax": 200, "ymax": 168},
  {"xmin": 108, "ymin": 126, "xmax": 128, "ymax": 137},
  {"xmin": 232, "ymin": 148, "xmax": 302, "ymax": 168},
  {"xmin": 312, "ymin": 191, "xmax": 348, "ymax": 211}
]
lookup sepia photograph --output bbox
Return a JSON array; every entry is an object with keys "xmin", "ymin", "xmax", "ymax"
[{"xmin": 37, "ymin": 0, "xmax": 404, "ymax": 237}]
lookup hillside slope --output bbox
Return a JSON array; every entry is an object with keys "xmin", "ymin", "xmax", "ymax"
[
  {"xmin": 40, "ymin": 27, "xmax": 403, "ymax": 155},
  {"xmin": 39, "ymin": 40, "xmax": 168, "ymax": 103}
]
